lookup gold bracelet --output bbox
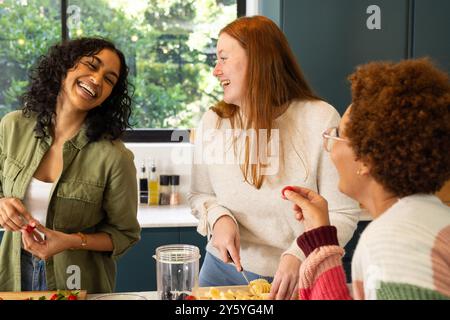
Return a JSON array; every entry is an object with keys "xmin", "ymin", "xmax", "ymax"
[{"xmin": 71, "ymin": 232, "xmax": 87, "ymax": 250}]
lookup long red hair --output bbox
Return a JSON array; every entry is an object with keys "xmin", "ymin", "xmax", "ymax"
[{"xmin": 211, "ymin": 16, "xmax": 320, "ymax": 189}]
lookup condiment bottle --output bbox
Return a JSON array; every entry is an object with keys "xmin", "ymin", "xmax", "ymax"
[
  {"xmin": 148, "ymin": 159, "xmax": 159, "ymax": 206},
  {"xmin": 159, "ymin": 175, "xmax": 171, "ymax": 205},
  {"xmin": 138, "ymin": 161, "xmax": 148, "ymax": 205},
  {"xmin": 170, "ymin": 175, "xmax": 180, "ymax": 206}
]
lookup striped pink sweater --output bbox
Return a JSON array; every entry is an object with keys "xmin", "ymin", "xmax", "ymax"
[{"xmin": 297, "ymin": 195, "xmax": 450, "ymax": 300}]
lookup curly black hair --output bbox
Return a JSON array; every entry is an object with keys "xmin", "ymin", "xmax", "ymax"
[
  {"xmin": 346, "ymin": 58, "xmax": 450, "ymax": 197},
  {"xmin": 22, "ymin": 37, "xmax": 133, "ymax": 142}
]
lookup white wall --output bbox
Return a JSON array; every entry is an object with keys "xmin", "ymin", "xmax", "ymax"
[
  {"xmin": 246, "ymin": 0, "xmax": 260, "ymax": 16},
  {"xmin": 125, "ymin": 143, "xmax": 194, "ymax": 205}
]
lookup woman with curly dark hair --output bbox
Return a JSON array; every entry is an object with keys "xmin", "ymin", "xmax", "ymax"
[
  {"xmin": 283, "ymin": 58, "xmax": 450, "ymax": 299},
  {"xmin": 0, "ymin": 38, "xmax": 140, "ymax": 293}
]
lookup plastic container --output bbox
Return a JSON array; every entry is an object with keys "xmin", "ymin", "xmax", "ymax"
[{"xmin": 153, "ymin": 244, "xmax": 200, "ymax": 300}]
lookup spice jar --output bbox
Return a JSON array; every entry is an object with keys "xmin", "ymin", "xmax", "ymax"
[
  {"xmin": 170, "ymin": 175, "xmax": 180, "ymax": 206},
  {"xmin": 159, "ymin": 175, "xmax": 171, "ymax": 205}
]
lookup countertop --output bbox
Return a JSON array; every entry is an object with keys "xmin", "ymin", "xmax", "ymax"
[
  {"xmin": 137, "ymin": 205, "xmax": 372, "ymax": 229},
  {"xmin": 87, "ymin": 284, "xmax": 354, "ymax": 300},
  {"xmin": 137, "ymin": 205, "xmax": 198, "ymax": 228}
]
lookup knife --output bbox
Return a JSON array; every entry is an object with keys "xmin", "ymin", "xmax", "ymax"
[{"xmin": 227, "ymin": 251, "xmax": 250, "ymax": 285}]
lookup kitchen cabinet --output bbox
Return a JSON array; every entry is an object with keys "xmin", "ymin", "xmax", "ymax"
[
  {"xmin": 283, "ymin": 0, "xmax": 409, "ymax": 114},
  {"xmin": 413, "ymin": 0, "xmax": 450, "ymax": 74},
  {"xmin": 114, "ymin": 224, "xmax": 366, "ymax": 292},
  {"xmin": 115, "ymin": 227, "xmax": 207, "ymax": 292},
  {"xmin": 278, "ymin": 0, "xmax": 450, "ymax": 115}
]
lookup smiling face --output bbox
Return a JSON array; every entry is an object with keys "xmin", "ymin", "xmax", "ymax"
[
  {"xmin": 60, "ymin": 48, "xmax": 121, "ymax": 112},
  {"xmin": 330, "ymin": 106, "xmax": 368, "ymax": 199},
  {"xmin": 213, "ymin": 32, "xmax": 248, "ymax": 107}
]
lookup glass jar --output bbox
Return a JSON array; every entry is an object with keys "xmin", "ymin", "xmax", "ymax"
[
  {"xmin": 159, "ymin": 175, "xmax": 171, "ymax": 205},
  {"xmin": 170, "ymin": 175, "xmax": 180, "ymax": 206},
  {"xmin": 153, "ymin": 244, "xmax": 200, "ymax": 300},
  {"xmin": 138, "ymin": 161, "xmax": 148, "ymax": 205}
]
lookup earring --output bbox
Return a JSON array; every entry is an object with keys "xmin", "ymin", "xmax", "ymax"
[{"xmin": 356, "ymin": 168, "xmax": 362, "ymax": 175}]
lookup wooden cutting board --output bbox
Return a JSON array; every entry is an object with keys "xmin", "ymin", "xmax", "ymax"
[{"xmin": 0, "ymin": 290, "xmax": 87, "ymax": 300}]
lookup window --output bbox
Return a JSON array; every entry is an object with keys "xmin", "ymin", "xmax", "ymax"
[
  {"xmin": 0, "ymin": 0, "xmax": 61, "ymax": 117},
  {"xmin": 0, "ymin": 0, "xmax": 244, "ymax": 141}
]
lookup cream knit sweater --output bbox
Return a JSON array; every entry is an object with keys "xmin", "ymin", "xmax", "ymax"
[
  {"xmin": 296, "ymin": 195, "xmax": 450, "ymax": 300},
  {"xmin": 351, "ymin": 194, "xmax": 450, "ymax": 299},
  {"xmin": 188, "ymin": 99, "xmax": 361, "ymax": 276}
]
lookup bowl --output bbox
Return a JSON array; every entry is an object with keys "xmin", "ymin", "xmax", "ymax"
[{"xmin": 91, "ymin": 293, "xmax": 147, "ymax": 300}]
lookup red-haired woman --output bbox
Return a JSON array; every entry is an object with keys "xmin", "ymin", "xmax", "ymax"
[{"xmin": 188, "ymin": 16, "xmax": 360, "ymax": 300}]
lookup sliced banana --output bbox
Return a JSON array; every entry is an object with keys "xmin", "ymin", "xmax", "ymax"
[{"xmin": 201, "ymin": 279, "xmax": 271, "ymax": 300}]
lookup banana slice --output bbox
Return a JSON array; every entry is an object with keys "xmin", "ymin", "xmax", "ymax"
[{"xmin": 201, "ymin": 278, "xmax": 272, "ymax": 300}]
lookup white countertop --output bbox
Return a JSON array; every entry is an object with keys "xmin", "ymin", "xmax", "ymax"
[
  {"xmin": 87, "ymin": 284, "xmax": 354, "ymax": 300},
  {"xmin": 137, "ymin": 205, "xmax": 199, "ymax": 228},
  {"xmin": 137, "ymin": 204, "xmax": 372, "ymax": 229}
]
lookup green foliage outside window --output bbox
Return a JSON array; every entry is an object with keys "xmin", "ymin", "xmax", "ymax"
[{"xmin": 0, "ymin": 0, "xmax": 237, "ymax": 128}]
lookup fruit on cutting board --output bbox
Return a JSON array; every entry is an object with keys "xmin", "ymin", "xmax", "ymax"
[
  {"xmin": 0, "ymin": 290, "xmax": 86, "ymax": 300},
  {"xmin": 196, "ymin": 279, "xmax": 272, "ymax": 300}
]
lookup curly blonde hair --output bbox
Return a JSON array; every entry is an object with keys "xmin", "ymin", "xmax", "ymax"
[{"xmin": 346, "ymin": 58, "xmax": 450, "ymax": 197}]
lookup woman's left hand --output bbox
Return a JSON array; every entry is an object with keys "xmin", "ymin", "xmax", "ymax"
[
  {"xmin": 268, "ymin": 254, "xmax": 300, "ymax": 300},
  {"xmin": 21, "ymin": 223, "xmax": 72, "ymax": 260}
]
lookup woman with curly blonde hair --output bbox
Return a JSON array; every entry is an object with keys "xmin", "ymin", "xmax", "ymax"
[{"xmin": 284, "ymin": 58, "xmax": 450, "ymax": 300}]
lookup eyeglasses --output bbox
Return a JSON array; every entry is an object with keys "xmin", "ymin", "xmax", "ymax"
[{"xmin": 322, "ymin": 127, "xmax": 348, "ymax": 152}]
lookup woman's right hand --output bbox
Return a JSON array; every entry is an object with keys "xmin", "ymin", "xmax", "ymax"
[
  {"xmin": 0, "ymin": 197, "xmax": 36, "ymax": 231},
  {"xmin": 283, "ymin": 186, "xmax": 330, "ymax": 232},
  {"xmin": 211, "ymin": 215, "xmax": 242, "ymax": 272}
]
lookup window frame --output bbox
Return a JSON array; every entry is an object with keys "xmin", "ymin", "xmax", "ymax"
[{"xmin": 60, "ymin": 0, "xmax": 246, "ymax": 143}]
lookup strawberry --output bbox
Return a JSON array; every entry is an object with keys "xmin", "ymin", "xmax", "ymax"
[
  {"xmin": 25, "ymin": 224, "xmax": 36, "ymax": 233},
  {"xmin": 50, "ymin": 293, "xmax": 58, "ymax": 300},
  {"xmin": 281, "ymin": 186, "xmax": 296, "ymax": 199},
  {"xmin": 68, "ymin": 294, "xmax": 78, "ymax": 300}
]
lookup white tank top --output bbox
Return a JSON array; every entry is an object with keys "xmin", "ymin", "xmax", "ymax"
[{"xmin": 23, "ymin": 177, "xmax": 54, "ymax": 227}]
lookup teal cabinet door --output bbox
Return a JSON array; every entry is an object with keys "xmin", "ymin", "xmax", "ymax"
[
  {"xmin": 115, "ymin": 228, "xmax": 179, "ymax": 292},
  {"xmin": 414, "ymin": 0, "xmax": 450, "ymax": 74},
  {"xmin": 115, "ymin": 227, "xmax": 207, "ymax": 293},
  {"xmin": 179, "ymin": 227, "xmax": 207, "ymax": 268},
  {"xmin": 282, "ymin": 0, "xmax": 409, "ymax": 114}
]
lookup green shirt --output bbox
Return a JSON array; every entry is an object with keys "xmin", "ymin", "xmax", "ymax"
[{"xmin": 0, "ymin": 111, "xmax": 141, "ymax": 293}]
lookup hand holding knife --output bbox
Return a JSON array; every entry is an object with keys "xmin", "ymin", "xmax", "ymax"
[{"xmin": 227, "ymin": 251, "xmax": 250, "ymax": 284}]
